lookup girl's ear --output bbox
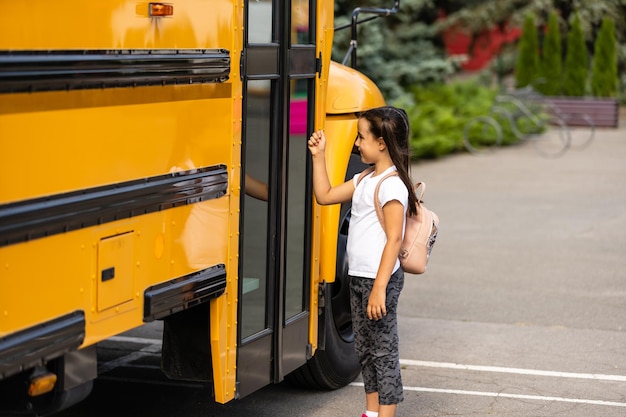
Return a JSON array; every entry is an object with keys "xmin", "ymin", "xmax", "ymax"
[{"xmin": 378, "ymin": 137, "xmax": 386, "ymax": 151}]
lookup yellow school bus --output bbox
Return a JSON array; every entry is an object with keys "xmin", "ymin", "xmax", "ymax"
[{"xmin": 0, "ymin": 0, "xmax": 396, "ymax": 414}]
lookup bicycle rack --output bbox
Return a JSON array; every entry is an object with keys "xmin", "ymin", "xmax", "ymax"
[{"xmin": 463, "ymin": 86, "xmax": 596, "ymax": 157}]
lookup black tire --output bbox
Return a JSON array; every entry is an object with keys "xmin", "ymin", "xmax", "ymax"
[{"xmin": 286, "ymin": 208, "xmax": 360, "ymax": 389}]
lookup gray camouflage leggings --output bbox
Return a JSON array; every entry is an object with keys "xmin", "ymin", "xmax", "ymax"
[{"xmin": 350, "ymin": 268, "xmax": 404, "ymax": 405}]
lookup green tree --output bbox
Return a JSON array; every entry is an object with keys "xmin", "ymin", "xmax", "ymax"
[
  {"xmin": 330, "ymin": 0, "xmax": 626, "ymax": 99},
  {"xmin": 562, "ymin": 13, "xmax": 588, "ymax": 96},
  {"xmin": 515, "ymin": 13, "xmax": 539, "ymax": 88},
  {"xmin": 436, "ymin": 0, "xmax": 625, "ymax": 42},
  {"xmin": 332, "ymin": 0, "xmax": 456, "ymax": 101},
  {"xmin": 538, "ymin": 11, "xmax": 562, "ymax": 95},
  {"xmin": 591, "ymin": 17, "xmax": 619, "ymax": 97},
  {"xmin": 435, "ymin": 0, "xmax": 625, "ymax": 92}
]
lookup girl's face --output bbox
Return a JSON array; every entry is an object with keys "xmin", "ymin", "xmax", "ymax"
[{"xmin": 355, "ymin": 118, "xmax": 383, "ymax": 164}]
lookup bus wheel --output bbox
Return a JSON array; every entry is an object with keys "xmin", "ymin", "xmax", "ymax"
[{"xmin": 287, "ymin": 208, "xmax": 360, "ymax": 389}]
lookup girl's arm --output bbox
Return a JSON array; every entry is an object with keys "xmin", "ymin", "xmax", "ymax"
[
  {"xmin": 244, "ymin": 174, "xmax": 268, "ymax": 201},
  {"xmin": 367, "ymin": 199, "xmax": 404, "ymax": 320},
  {"xmin": 308, "ymin": 129, "xmax": 355, "ymax": 205}
]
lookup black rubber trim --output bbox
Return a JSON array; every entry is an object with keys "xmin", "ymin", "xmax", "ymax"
[
  {"xmin": 0, "ymin": 165, "xmax": 228, "ymax": 247},
  {"xmin": 0, "ymin": 49, "xmax": 230, "ymax": 93},
  {"xmin": 144, "ymin": 264, "xmax": 227, "ymax": 321},
  {"xmin": 0, "ymin": 311, "xmax": 85, "ymax": 380}
]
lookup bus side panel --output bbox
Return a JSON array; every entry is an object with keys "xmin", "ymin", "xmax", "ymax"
[
  {"xmin": 0, "ymin": 91, "xmax": 234, "ymax": 204},
  {"xmin": 0, "ymin": 0, "xmax": 243, "ymax": 409},
  {"xmin": 0, "ymin": 0, "xmax": 234, "ymax": 50},
  {"xmin": 0, "ymin": 200, "xmax": 230, "ymax": 342},
  {"xmin": 0, "ymin": 92, "xmax": 235, "ymax": 329}
]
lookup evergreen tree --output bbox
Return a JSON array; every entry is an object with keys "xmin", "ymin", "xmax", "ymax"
[
  {"xmin": 562, "ymin": 14, "xmax": 587, "ymax": 96},
  {"xmin": 437, "ymin": 0, "xmax": 625, "ymax": 43},
  {"xmin": 515, "ymin": 13, "xmax": 539, "ymax": 88},
  {"xmin": 329, "ymin": 0, "xmax": 626, "ymax": 99},
  {"xmin": 332, "ymin": 0, "xmax": 456, "ymax": 101},
  {"xmin": 590, "ymin": 17, "xmax": 618, "ymax": 97},
  {"xmin": 538, "ymin": 11, "xmax": 562, "ymax": 96}
]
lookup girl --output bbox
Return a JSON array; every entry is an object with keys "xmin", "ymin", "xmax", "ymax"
[{"xmin": 308, "ymin": 106, "xmax": 417, "ymax": 417}]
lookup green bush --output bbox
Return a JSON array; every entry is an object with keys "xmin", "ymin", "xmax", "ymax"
[
  {"xmin": 515, "ymin": 14, "xmax": 540, "ymax": 88},
  {"xmin": 402, "ymin": 81, "xmax": 522, "ymax": 159},
  {"xmin": 591, "ymin": 18, "xmax": 618, "ymax": 97},
  {"xmin": 563, "ymin": 14, "xmax": 588, "ymax": 96},
  {"xmin": 538, "ymin": 11, "xmax": 562, "ymax": 96}
]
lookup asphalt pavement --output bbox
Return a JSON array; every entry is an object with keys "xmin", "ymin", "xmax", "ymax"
[{"xmin": 405, "ymin": 115, "xmax": 626, "ymax": 331}]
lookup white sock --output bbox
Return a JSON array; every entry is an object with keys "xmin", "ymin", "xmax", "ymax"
[{"xmin": 365, "ymin": 411, "xmax": 379, "ymax": 417}]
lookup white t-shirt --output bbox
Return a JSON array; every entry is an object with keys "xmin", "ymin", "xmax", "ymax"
[{"xmin": 347, "ymin": 166, "xmax": 408, "ymax": 278}]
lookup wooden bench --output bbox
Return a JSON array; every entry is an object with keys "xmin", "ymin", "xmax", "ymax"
[{"xmin": 544, "ymin": 97, "xmax": 619, "ymax": 128}]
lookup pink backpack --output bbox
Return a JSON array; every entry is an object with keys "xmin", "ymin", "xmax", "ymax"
[{"xmin": 357, "ymin": 168, "xmax": 439, "ymax": 274}]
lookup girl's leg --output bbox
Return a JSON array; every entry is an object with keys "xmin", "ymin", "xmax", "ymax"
[
  {"xmin": 378, "ymin": 404, "xmax": 397, "ymax": 417},
  {"xmin": 366, "ymin": 391, "xmax": 379, "ymax": 412},
  {"xmin": 352, "ymin": 270, "xmax": 405, "ymax": 416},
  {"xmin": 351, "ymin": 276, "xmax": 379, "ymax": 413},
  {"xmin": 372, "ymin": 269, "xmax": 404, "ymax": 410}
]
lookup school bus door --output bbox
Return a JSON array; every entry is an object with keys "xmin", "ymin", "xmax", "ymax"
[{"xmin": 237, "ymin": 0, "xmax": 317, "ymax": 398}]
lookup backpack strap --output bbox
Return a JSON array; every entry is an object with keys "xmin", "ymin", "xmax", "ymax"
[
  {"xmin": 374, "ymin": 175, "xmax": 426, "ymax": 231},
  {"xmin": 355, "ymin": 166, "xmax": 392, "ymax": 227},
  {"xmin": 413, "ymin": 182, "xmax": 426, "ymax": 203},
  {"xmin": 372, "ymin": 171, "xmax": 400, "ymax": 229},
  {"xmin": 355, "ymin": 166, "xmax": 375, "ymax": 187},
  {"xmin": 356, "ymin": 167, "xmax": 425, "ymax": 229}
]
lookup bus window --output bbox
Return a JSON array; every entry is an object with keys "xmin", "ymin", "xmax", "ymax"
[
  {"xmin": 248, "ymin": 0, "xmax": 273, "ymax": 43},
  {"xmin": 285, "ymin": 87, "xmax": 310, "ymax": 320},
  {"xmin": 285, "ymin": 0, "xmax": 311, "ymax": 320},
  {"xmin": 292, "ymin": 0, "xmax": 309, "ymax": 44},
  {"xmin": 241, "ymin": 79, "xmax": 271, "ymax": 340}
]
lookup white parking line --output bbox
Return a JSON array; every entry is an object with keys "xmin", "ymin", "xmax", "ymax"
[
  {"xmin": 104, "ymin": 338, "xmax": 626, "ymax": 408},
  {"xmin": 400, "ymin": 359, "xmax": 626, "ymax": 382},
  {"xmin": 108, "ymin": 337, "xmax": 626, "ymax": 383},
  {"xmin": 350, "ymin": 382, "xmax": 626, "ymax": 408},
  {"xmin": 374, "ymin": 359, "xmax": 626, "ymax": 409}
]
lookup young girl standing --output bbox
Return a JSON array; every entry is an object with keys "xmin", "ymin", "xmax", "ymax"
[{"xmin": 308, "ymin": 106, "xmax": 418, "ymax": 417}]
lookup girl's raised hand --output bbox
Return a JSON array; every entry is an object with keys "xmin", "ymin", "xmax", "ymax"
[{"xmin": 308, "ymin": 129, "xmax": 326, "ymax": 157}]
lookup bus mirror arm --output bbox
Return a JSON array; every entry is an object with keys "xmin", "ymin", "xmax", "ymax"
[{"xmin": 335, "ymin": 0, "xmax": 400, "ymax": 69}]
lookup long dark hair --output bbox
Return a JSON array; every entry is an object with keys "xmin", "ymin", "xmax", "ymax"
[{"xmin": 359, "ymin": 106, "xmax": 418, "ymax": 216}]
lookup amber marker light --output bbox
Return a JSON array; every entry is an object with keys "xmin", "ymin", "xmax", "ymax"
[
  {"xmin": 149, "ymin": 3, "xmax": 174, "ymax": 17},
  {"xmin": 28, "ymin": 373, "xmax": 57, "ymax": 397}
]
